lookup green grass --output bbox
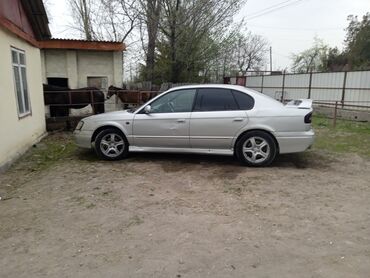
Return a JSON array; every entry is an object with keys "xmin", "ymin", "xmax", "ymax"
[
  {"xmin": 15, "ymin": 132, "xmax": 77, "ymax": 172},
  {"xmin": 312, "ymin": 115, "xmax": 370, "ymax": 157}
]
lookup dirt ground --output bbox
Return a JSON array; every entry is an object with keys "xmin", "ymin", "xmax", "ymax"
[{"xmin": 0, "ymin": 134, "xmax": 369, "ymax": 278}]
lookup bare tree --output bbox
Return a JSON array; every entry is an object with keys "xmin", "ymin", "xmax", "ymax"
[
  {"xmin": 138, "ymin": 0, "xmax": 162, "ymax": 82},
  {"xmin": 68, "ymin": 0, "xmax": 96, "ymax": 40},
  {"xmin": 157, "ymin": 0, "xmax": 247, "ymax": 82},
  {"xmin": 68, "ymin": 0, "xmax": 140, "ymax": 42},
  {"xmin": 67, "ymin": 0, "xmax": 250, "ymax": 83},
  {"xmin": 159, "ymin": 0, "xmax": 182, "ymax": 82},
  {"xmin": 193, "ymin": 23, "xmax": 268, "ymax": 82},
  {"xmin": 233, "ymin": 31, "xmax": 268, "ymax": 73},
  {"xmin": 99, "ymin": 0, "xmax": 141, "ymax": 42}
]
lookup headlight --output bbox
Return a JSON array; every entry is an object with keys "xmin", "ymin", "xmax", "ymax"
[{"xmin": 75, "ymin": 120, "xmax": 84, "ymax": 130}]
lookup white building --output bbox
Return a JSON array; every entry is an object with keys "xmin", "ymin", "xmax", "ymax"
[
  {"xmin": 40, "ymin": 39, "xmax": 125, "ymax": 115},
  {"xmin": 40, "ymin": 39, "xmax": 125, "ymax": 90},
  {"xmin": 0, "ymin": 0, "xmax": 125, "ymax": 170},
  {"xmin": 0, "ymin": 0, "xmax": 50, "ymax": 170}
]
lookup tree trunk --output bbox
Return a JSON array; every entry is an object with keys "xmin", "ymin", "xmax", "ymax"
[
  {"xmin": 145, "ymin": 0, "xmax": 161, "ymax": 82},
  {"xmin": 81, "ymin": 0, "xmax": 92, "ymax": 40},
  {"xmin": 169, "ymin": 0, "xmax": 180, "ymax": 83}
]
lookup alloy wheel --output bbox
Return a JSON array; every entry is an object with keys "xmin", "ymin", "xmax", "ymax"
[
  {"xmin": 242, "ymin": 136, "xmax": 270, "ymax": 164},
  {"xmin": 99, "ymin": 133, "xmax": 125, "ymax": 158}
]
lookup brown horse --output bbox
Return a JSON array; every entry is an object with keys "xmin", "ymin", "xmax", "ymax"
[
  {"xmin": 43, "ymin": 84, "xmax": 105, "ymax": 117},
  {"xmin": 107, "ymin": 85, "xmax": 161, "ymax": 106}
]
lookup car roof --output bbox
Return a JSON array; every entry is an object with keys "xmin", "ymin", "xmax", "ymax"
[
  {"xmin": 167, "ymin": 84, "xmax": 283, "ymax": 107},
  {"xmin": 167, "ymin": 84, "xmax": 245, "ymax": 91}
]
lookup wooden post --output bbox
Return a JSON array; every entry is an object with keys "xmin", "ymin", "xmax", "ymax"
[
  {"xmin": 115, "ymin": 91, "xmax": 118, "ymax": 110},
  {"xmin": 281, "ymin": 71, "xmax": 286, "ymax": 103},
  {"xmin": 90, "ymin": 90, "xmax": 94, "ymax": 104},
  {"xmin": 90, "ymin": 90, "xmax": 94, "ymax": 113},
  {"xmin": 261, "ymin": 74, "xmax": 264, "ymax": 94},
  {"xmin": 269, "ymin": 46, "xmax": 273, "ymax": 72},
  {"xmin": 333, "ymin": 101, "xmax": 338, "ymax": 128},
  {"xmin": 341, "ymin": 71, "xmax": 347, "ymax": 108},
  {"xmin": 68, "ymin": 90, "xmax": 72, "ymax": 117},
  {"xmin": 68, "ymin": 90, "xmax": 72, "ymax": 105},
  {"xmin": 308, "ymin": 71, "xmax": 313, "ymax": 99}
]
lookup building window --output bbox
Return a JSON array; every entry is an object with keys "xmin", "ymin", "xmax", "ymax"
[
  {"xmin": 87, "ymin": 77, "xmax": 108, "ymax": 90},
  {"xmin": 47, "ymin": 77, "xmax": 69, "ymax": 88},
  {"xmin": 11, "ymin": 48, "xmax": 31, "ymax": 117}
]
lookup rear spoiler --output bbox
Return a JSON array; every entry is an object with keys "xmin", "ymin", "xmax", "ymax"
[{"xmin": 285, "ymin": 99, "xmax": 313, "ymax": 109}]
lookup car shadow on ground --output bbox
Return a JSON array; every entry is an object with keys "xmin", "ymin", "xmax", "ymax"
[{"xmin": 75, "ymin": 148, "xmax": 331, "ymax": 171}]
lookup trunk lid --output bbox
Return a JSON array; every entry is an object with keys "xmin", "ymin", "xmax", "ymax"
[{"xmin": 285, "ymin": 99, "xmax": 313, "ymax": 109}]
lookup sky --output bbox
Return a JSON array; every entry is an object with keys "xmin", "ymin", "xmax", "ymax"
[
  {"xmin": 46, "ymin": 0, "xmax": 369, "ymax": 74},
  {"xmin": 238, "ymin": 0, "xmax": 369, "ymax": 70}
]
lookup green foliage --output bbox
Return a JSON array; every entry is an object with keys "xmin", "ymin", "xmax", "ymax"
[
  {"xmin": 291, "ymin": 37, "xmax": 329, "ymax": 73},
  {"xmin": 322, "ymin": 47, "xmax": 349, "ymax": 72},
  {"xmin": 345, "ymin": 13, "xmax": 370, "ymax": 70},
  {"xmin": 291, "ymin": 12, "xmax": 370, "ymax": 72}
]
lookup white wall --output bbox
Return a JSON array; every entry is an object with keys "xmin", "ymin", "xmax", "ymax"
[
  {"xmin": 0, "ymin": 28, "xmax": 46, "ymax": 170},
  {"xmin": 41, "ymin": 49, "xmax": 123, "ymax": 88}
]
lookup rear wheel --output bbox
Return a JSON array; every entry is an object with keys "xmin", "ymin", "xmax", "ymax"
[
  {"xmin": 235, "ymin": 131, "xmax": 277, "ymax": 166},
  {"xmin": 94, "ymin": 128, "xmax": 129, "ymax": 160}
]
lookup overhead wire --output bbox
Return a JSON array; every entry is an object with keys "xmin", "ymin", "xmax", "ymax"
[
  {"xmin": 246, "ymin": 0, "xmax": 297, "ymax": 18},
  {"xmin": 246, "ymin": 0, "xmax": 307, "ymax": 21},
  {"xmin": 248, "ymin": 24, "xmax": 344, "ymax": 31}
]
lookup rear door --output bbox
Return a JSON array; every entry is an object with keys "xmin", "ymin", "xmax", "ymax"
[{"xmin": 190, "ymin": 88, "xmax": 249, "ymax": 149}]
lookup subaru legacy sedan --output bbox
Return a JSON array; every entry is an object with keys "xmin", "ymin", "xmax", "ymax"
[{"xmin": 74, "ymin": 84, "xmax": 314, "ymax": 166}]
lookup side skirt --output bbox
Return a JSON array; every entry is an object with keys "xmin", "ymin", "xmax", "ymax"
[{"xmin": 128, "ymin": 146, "xmax": 234, "ymax": 156}]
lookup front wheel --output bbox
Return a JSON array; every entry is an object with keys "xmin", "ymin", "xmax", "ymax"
[
  {"xmin": 94, "ymin": 128, "xmax": 129, "ymax": 160},
  {"xmin": 235, "ymin": 131, "xmax": 277, "ymax": 167}
]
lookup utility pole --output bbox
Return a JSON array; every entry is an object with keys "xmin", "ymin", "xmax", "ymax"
[
  {"xmin": 269, "ymin": 46, "xmax": 273, "ymax": 73},
  {"xmin": 129, "ymin": 62, "xmax": 133, "ymax": 82}
]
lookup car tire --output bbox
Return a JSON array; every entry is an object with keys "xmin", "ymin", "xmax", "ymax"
[
  {"xmin": 235, "ymin": 131, "xmax": 277, "ymax": 167},
  {"xmin": 94, "ymin": 128, "xmax": 129, "ymax": 161}
]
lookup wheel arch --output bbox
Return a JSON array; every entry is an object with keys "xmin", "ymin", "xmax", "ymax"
[
  {"xmin": 233, "ymin": 129, "xmax": 280, "ymax": 154},
  {"xmin": 91, "ymin": 124, "xmax": 128, "ymax": 143}
]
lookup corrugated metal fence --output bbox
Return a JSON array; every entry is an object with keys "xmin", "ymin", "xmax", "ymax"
[{"xmin": 243, "ymin": 70, "xmax": 370, "ymax": 111}]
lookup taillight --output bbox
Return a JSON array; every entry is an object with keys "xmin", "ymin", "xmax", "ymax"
[{"xmin": 304, "ymin": 112, "xmax": 312, "ymax": 124}]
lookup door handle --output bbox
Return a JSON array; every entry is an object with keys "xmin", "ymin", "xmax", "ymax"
[
  {"xmin": 233, "ymin": 118, "xmax": 244, "ymax": 122},
  {"xmin": 177, "ymin": 119, "xmax": 186, "ymax": 123}
]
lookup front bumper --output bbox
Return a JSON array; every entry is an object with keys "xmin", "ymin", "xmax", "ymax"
[
  {"xmin": 276, "ymin": 129, "xmax": 315, "ymax": 154},
  {"xmin": 73, "ymin": 130, "xmax": 93, "ymax": 149}
]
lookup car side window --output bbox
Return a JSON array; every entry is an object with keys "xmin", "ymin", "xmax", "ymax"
[
  {"xmin": 232, "ymin": 90, "xmax": 255, "ymax": 110},
  {"xmin": 194, "ymin": 88, "xmax": 238, "ymax": 111},
  {"xmin": 149, "ymin": 89, "xmax": 196, "ymax": 113}
]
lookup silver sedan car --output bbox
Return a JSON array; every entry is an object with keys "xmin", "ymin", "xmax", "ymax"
[{"xmin": 74, "ymin": 84, "xmax": 314, "ymax": 166}]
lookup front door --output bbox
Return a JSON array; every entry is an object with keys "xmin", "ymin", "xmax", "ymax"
[
  {"xmin": 190, "ymin": 88, "xmax": 248, "ymax": 149},
  {"xmin": 133, "ymin": 89, "xmax": 196, "ymax": 148}
]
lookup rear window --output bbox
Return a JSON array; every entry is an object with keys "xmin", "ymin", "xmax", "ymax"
[{"xmin": 232, "ymin": 90, "xmax": 255, "ymax": 110}]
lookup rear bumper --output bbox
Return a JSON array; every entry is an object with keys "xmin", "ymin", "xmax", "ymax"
[
  {"xmin": 276, "ymin": 129, "xmax": 315, "ymax": 154},
  {"xmin": 73, "ymin": 130, "xmax": 93, "ymax": 149}
]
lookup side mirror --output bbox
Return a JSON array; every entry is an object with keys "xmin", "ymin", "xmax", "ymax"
[{"xmin": 144, "ymin": 105, "xmax": 151, "ymax": 114}]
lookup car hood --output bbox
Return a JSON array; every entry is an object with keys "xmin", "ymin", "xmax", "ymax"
[{"xmin": 84, "ymin": 110, "xmax": 135, "ymax": 122}]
